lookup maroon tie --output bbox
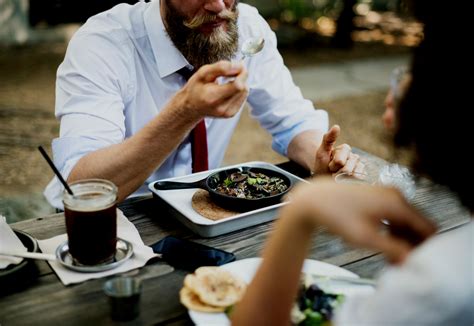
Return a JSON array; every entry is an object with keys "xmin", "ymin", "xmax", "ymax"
[{"xmin": 177, "ymin": 67, "xmax": 209, "ymax": 172}]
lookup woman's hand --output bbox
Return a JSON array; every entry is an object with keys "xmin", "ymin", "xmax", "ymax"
[{"xmin": 287, "ymin": 177, "xmax": 436, "ymax": 263}]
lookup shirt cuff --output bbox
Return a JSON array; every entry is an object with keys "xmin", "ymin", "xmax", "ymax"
[{"xmin": 272, "ymin": 109, "xmax": 328, "ymax": 156}]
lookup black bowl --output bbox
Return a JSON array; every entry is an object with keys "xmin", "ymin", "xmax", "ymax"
[
  {"xmin": 0, "ymin": 230, "xmax": 39, "ymax": 296},
  {"xmin": 154, "ymin": 166, "xmax": 293, "ymax": 212},
  {"xmin": 205, "ymin": 167, "xmax": 292, "ymax": 211}
]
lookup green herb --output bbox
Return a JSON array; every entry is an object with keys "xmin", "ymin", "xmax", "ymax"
[
  {"xmin": 225, "ymin": 305, "xmax": 234, "ymax": 317},
  {"xmin": 302, "ymin": 309, "xmax": 323, "ymax": 326},
  {"xmin": 215, "ymin": 171, "xmax": 288, "ymax": 199}
]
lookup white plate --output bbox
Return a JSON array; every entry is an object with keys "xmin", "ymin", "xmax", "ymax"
[
  {"xmin": 148, "ymin": 161, "xmax": 307, "ymax": 237},
  {"xmin": 188, "ymin": 257, "xmax": 375, "ymax": 325}
]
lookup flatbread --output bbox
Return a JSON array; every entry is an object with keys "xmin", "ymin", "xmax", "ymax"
[
  {"xmin": 179, "ymin": 286, "xmax": 225, "ymax": 312},
  {"xmin": 191, "ymin": 189, "xmax": 239, "ymax": 220},
  {"xmin": 184, "ymin": 266, "xmax": 247, "ymax": 307}
]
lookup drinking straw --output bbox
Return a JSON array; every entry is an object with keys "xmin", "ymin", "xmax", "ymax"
[{"xmin": 38, "ymin": 146, "xmax": 74, "ymax": 196}]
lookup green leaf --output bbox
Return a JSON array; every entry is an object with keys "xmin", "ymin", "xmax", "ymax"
[
  {"xmin": 247, "ymin": 177, "xmax": 257, "ymax": 185},
  {"xmin": 302, "ymin": 310, "xmax": 323, "ymax": 326},
  {"xmin": 223, "ymin": 178, "xmax": 233, "ymax": 187}
]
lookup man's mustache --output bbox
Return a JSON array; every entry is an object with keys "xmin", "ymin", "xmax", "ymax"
[{"xmin": 184, "ymin": 9, "xmax": 237, "ymax": 29}]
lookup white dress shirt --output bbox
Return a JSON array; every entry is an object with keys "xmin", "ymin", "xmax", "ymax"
[
  {"xmin": 335, "ymin": 220, "xmax": 474, "ymax": 325},
  {"xmin": 44, "ymin": 1, "xmax": 328, "ymax": 209}
]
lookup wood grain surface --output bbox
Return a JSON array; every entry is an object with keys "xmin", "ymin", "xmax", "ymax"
[{"xmin": 1, "ymin": 150, "xmax": 470, "ymax": 325}]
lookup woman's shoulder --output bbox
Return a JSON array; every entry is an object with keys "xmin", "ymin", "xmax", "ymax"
[
  {"xmin": 409, "ymin": 220, "xmax": 473, "ymax": 270},
  {"xmin": 336, "ymin": 221, "xmax": 473, "ymax": 325},
  {"xmin": 387, "ymin": 221, "xmax": 473, "ymax": 317}
]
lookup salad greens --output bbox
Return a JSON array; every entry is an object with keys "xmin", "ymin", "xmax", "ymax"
[
  {"xmin": 216, "ymin": 171, "xmax": 288, "ymax": 199},
  {"xmin": 291, "ymin": 275, "xmax": 345, "ymax": 326}
]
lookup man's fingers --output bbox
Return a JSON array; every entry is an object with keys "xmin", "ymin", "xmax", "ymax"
[
  {"xmin": 198, "ymin": 61, "xmax": 245, "ymax": 83},
  {"xmin": 354, "ymin": 160, "xmax": 366, "ymax": 175},
  {"xmin": 219, "ymin": 68, "xmax": 248, "ymax": 93},
  {"xmin": 196, "ymin": 67, "xmax": 247, "ymax": 112},
  {"xmin": 205, "ymin": 64, "xmax": 248, "ymax": 98},
  {"xmin": 337, "ymin": 153, "xmax": 359, "ymax": 174},
  {"xmin": 321, "ymin": 125, "xmax": 340, "ymax": 153},
  {"xmin": 219, "ymin": 91, "xmax": 248, "ymax": 118},
  {"xmin": 328, "ymin": 144, "xmax": 351, "ymax": 172}
]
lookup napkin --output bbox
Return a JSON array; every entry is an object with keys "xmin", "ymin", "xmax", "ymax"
[
  {"xmin": 38, "ymin": 209, "xmax": 158, "ymax": 285},
  {"xmin": 0, "ymin": 214, "xmax": 28, "ymax": 269}
]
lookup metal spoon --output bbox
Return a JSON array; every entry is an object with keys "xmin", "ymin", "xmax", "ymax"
[
  {"xmin": 0, "ymin": 250, "xmax": 56, "ymax": 261},
  {"xmin": 240, "ymin": 37, "xmax": 265, "ymax": 60},
  {"xmin": 219, "ymin": 37, "xmax": 265, "ymax": 84}
]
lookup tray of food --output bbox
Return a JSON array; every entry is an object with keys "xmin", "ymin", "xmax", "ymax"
[{"xmin": 148, "ymin": 161, "xmax": 307, "ymax": 237}]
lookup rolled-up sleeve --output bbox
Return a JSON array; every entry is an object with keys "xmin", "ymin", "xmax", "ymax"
[
  {"xmin": 44, "ymin": 30, "xmax": 134, "ymax": 208},
  {"xmin": 246, "ymin": 12, "xmax": 328, "ymax": 157}
]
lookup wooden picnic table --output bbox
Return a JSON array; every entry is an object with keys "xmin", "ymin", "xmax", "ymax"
[{"xmin": 1, "ymin": 149, "xmax": 471, "ymax": 325}]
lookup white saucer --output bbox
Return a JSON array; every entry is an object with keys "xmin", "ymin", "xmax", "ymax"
[{"xmin": 55, "ymin": 238, "xmax": 133, "ymax": 273}]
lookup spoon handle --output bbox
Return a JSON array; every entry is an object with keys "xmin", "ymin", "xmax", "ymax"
[
  {"xmin": 219, "ymin": 57, "xmax": 246, "ymax": 84},
  {"xmin": 310, "ymin": 274, "xmax": 377, "ymax": 286},
  {"xmin": 0, "ymin": 250, "xmax": 56, "ymax": 261}
]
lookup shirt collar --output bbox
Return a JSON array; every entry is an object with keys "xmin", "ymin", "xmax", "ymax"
[{"xmin": 144, "ymin": 0, "xmax": 191, "ymax": 78}]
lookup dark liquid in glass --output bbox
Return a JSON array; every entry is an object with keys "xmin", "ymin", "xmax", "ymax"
[{"xmin": 65, "ymin": 202, "xmax": 117, "ymax": 266}]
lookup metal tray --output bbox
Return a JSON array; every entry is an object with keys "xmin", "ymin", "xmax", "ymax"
[{"xmin": 148, "ymin": 161, "xmax": 307, "ymax": 237}]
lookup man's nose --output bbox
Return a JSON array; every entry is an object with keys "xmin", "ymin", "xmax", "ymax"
[{"xmin": 203, "ymin": 0, "xmax": 227, "ymax": 14}]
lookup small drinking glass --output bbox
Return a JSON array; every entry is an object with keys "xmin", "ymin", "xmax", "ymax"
[
  {"xmin": 104, "ymin": 276, "xmax": 142, "ymax": 321},
  {"xmin": 334, "ymin": 171, "xmax": 377, "ymax": 185},
  {"xmin": 334, "ymin": 163, "xmax": 416, "ymax": 203},
  {"xmin": 377, "ymin": 164, "xmax": 416, "ymax": 201}
]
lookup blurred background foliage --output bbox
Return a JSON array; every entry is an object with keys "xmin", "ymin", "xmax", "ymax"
[
  {"xmin": 0, "ymin": 0, "xmax": 417, "ymax": 222},
  {"xmin": 25, "ymin": 0, "xmax": 421, "ymax": 49}
]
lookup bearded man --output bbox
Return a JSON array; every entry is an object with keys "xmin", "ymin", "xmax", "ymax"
[{"xmin": 45, "ymin": 0, "xmax": 364, "ymax": 209}]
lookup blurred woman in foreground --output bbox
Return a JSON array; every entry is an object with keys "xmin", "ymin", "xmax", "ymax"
[{"xmin": 232, "ymin": 1, "xmax": 473, "ymax": 324}]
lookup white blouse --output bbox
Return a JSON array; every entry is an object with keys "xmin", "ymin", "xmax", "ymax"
[{"xmin": 335, "ymin": 220, "xmax": 474, "ymax": 325}]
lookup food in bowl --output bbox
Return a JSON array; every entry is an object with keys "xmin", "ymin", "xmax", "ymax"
[{"xmin": 215, "ymin": 171, "xmax": 289, "ymax": 199}]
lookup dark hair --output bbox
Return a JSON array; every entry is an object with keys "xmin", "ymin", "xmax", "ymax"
[{"xmin": 395, "ymin": 2, "xmax": 472, "ymax": 210}]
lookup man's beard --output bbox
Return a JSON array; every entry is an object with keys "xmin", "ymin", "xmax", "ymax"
[{"xmin": 163, "ymin": 0, "xmax": 239, "ymax": 69}]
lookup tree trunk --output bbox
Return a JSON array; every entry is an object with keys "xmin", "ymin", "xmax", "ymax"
[{"xmin": 332, "ymin": 0, "xmax": 357, "ymax": 49}]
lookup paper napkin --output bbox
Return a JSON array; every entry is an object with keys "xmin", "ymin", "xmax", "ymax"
[
  {"xmin": 0, "ymin": 214, "xmax": 28, "ymax": 269},
  {"xmin": 38, "ymin": 209, "xmax": 158, "ymax": 285}
]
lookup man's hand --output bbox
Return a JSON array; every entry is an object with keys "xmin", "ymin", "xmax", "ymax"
[
  {"xmin": 177, "ymin": 60, "xmax": 249, "ymax": 121},
  {"xmin": 313, "ymin": 125, "xmax": 365, "ymax": 175},
  {"xmin": 288, "ymin": 178, "xmax": 437, "ymax": 263}
]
